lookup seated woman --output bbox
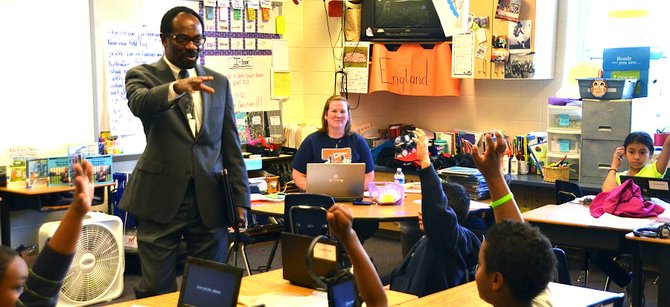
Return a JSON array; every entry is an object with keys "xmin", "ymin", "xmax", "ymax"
[{"xmin": 291, "ymin": 95, "xmax": 377, "ymax": 242}]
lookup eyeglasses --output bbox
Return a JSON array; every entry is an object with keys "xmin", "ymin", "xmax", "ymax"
[{"xmin": 169, "ymin": 33, "xmax": 206, "ymax": 46}]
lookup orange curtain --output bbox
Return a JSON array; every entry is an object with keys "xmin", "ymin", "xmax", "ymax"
[{"xmin": 369, "ymin": 42, "xmax": 460, "ymax": 96}]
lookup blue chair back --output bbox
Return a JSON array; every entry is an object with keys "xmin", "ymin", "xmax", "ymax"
[
  {"xmin": 283, "ymin": 193, "xmax": 335, "ymax": 233},
  {"xmin": 555, "ymin": 180, "xmax": 583, "ymax": 205},
  {"xmin": 552, "ymin": 247, "xmax": 572, "ymax": 285}
]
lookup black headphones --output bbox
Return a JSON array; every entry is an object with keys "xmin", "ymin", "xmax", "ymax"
[{"xmin": 633, "ymin": 223, "xmax": 670, "ymax": 238}]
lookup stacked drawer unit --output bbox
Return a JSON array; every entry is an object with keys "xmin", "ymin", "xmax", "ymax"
[
  {"xmin": 547, "ymin": 105, "xmax": 582, "ymax": 180},
  {"xmin": 580, "ymin": 98, "xmax": 660, "ymax": 184}
]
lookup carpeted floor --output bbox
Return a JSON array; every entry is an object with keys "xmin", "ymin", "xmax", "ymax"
[{"xmin": 94, "ymin": 236, "xmax": 658, "ymax": 306}]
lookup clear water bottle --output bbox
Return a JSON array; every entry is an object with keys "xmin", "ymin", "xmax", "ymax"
[{"xmin": 394, "ymin": 168, "xmax": 405, "ymax": 185}]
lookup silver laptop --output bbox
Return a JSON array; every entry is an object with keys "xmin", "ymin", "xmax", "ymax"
[{"xmin": 306, "ymin": 163, "xmax": 365, "ymax": 201}]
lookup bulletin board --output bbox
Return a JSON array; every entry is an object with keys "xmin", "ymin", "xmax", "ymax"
[{"xmin": 91, "ymin": 0, "xmax": 283, "ymax": 154}]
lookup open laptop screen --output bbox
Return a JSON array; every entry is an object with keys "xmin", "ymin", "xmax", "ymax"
[
  {"xmin": 620, "ymin": 176, "xmax": 670, "ymax": 202},
  {"xmin": 178, "ymin": 257, "xmax": 243, "ymax": 307},
  {"xmin": 306, "ymin": 163, "xmax": 365, "ymax": 201}
]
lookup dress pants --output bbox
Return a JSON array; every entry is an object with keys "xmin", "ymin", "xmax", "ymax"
[{"xmin": 134, "ymin": 180, "xmax": 228, "ymax": 298}]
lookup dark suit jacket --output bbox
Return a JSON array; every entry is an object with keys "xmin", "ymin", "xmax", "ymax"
[{"xmin": 120, "ymin": 58, "xmax": 250, "ymax": 228}]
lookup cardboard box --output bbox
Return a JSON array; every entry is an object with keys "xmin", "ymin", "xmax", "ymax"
[{"xmin": 602, "ymin": 47, "xmax": 662, "ymax": 98}]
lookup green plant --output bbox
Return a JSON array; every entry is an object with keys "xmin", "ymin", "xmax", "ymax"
[{"xmin": 657, "ymin": 126, "xmax": 670, "ymax": 134}]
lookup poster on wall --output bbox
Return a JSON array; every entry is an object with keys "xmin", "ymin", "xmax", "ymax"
[
  {"xmin": 102, "ymin": 24, "xmax": 162, "ymax": 136},
  {"xmin": 206, "ymin": 56, "xmax": 279, "ymax": 112},
  {"xmin": 452, "ymin": 32, "xmax": 474, "ymax": 78},
  {"xmin": 343, "ymin": 42, "xmax": 370, "ymax": 93}
]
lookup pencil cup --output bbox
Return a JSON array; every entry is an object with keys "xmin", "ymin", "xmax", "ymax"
[{"xmin": 519, "ymin": 161, "xmax": 529, "ymax": 174}]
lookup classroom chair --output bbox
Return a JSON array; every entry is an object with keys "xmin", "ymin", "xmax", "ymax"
[
  {"xmin": 552, "ymin": 247, "xmax": 572, "ymax": 285},
  {"xmin": 282, "ymin": 193, "xmax": 335, "ymax": 234},
  {"xmin": 289, "ymin": 205, "xmax": 330, "ymax": 237},
  {"xmin": 555, "ymin": 179, "xmax": 583, "ymax": 205},
  {"xmin": 227, "ymin": 213, "xmax": 283, "ymax": 276},
  {"xmin": 554, "ymin": 180, "xmax": 591, "ymax": 286}
]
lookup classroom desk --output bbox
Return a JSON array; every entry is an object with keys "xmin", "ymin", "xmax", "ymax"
[
  {"xmin": 626, "ymin": 232, "xmax": 670, "ymax": 307},
  {"xmin": 0, "ymin": 183, "xmax": 113, "ymax": 247},
  {"xmin": 106, "ymin": 269, "xmax": 418, "ymax": 306},
  {"xmin": 394, "ymin": 281, "xmax": 624, "ymax": 306},
  {"xmin": 522, "ymin": 200, "xmax": 670, "ymax": 307},
  {"xmin": 250, "ymin": 194, "xmax": 491, "ymax": 221}
]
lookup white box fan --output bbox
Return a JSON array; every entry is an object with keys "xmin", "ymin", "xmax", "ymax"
[{"xmin": 38, "ymin": 212, "xmax": 125, "ymax": 306}]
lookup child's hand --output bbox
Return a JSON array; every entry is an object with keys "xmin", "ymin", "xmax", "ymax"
[
  {"xmin": 611, "ymin": 146, "xmax": 624, "ymax": 169},
  {"xmin": 327, "ymin": 204, "xmax": 356, "ymax": 243},
  {"xmin": 411, "ymin": 129, "xmax": 431, "ymax": 169},
  {"xmin": 470, "ymin": 130, "xmax": 507, "ymax": 177},
  {"xmin": 71, "ymin": 159, "xmax": 94, "ymax": 216}
]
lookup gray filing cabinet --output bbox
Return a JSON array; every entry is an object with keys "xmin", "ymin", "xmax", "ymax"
[{"xmin": 580, "ymin": 98, "xmax": 660, "ymax": 184}]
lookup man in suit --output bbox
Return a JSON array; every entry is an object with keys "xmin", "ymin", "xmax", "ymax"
[{"xmin": 121, "ymin": 6, "xmax": 249, "ymax": 298}]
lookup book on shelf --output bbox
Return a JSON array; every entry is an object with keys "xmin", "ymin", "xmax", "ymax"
[
  {"xmin": 26, "ymin": 158, "xmax": 49, "ymax": 189},
  {"xmin": 6, "ymin": 146, "xmax": 40, "ymax": 188},
  {"xmin": 87, "ymin": 155, "xmax": 113, "ymax": 184},
  {"xmin": 47, "ymin": 157, "xmax": 70, "ymax": 187}
]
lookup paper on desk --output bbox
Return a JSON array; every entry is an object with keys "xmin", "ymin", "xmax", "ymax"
[
  {"xmin": 239, "ymin": 292, "xmax": 327, "ymax": 307},
  {"xmin": 250, "ymin": 193, "xmax": 285, "ymax": 202},
  {"xmin": 404, "ymin": 182, "xmax": 421, "ymax": 194}
]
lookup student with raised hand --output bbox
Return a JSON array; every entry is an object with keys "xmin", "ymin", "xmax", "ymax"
[
  {"xmin": 385, "ymin": 129, "xmax": 522, "ymax": 298},
  {"xmin": 475, "ymin": 220, "xmax": 555, "ymax": 307},
  {"xmin": 0, "ymin": 160, "xmax": 95, "ymax": 307},
  {"xmin": 468, "ymin": 130, "xmax": 523, "ymax": 223},
  {"xmin": 326, "ymin": 204, "xmax": 388, "ymax": 307},
  {"xmin": 602, "ymin": 131, "xmax": 670, "ymax": 192}
]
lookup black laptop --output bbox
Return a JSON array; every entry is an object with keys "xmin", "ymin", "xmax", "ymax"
[
  {"xmin": 178, "ymin": 256, "xmax": 243, "ymax": 307},
  {"xmin": 281, "ymin": 232, "xmax": 340, "ymax": 289},
  {"xmin": 620, "ymin": 176, "xmax": 670, "ymax": 202}
]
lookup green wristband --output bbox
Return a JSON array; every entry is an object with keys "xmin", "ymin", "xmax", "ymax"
[{"xmin": 490, "ymin": 193, "xmax": 514, "ymax": 208}]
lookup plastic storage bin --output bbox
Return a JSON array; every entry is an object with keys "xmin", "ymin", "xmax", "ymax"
[
  {"xmin": 577, "ymin": 78, "xmax": 637, "ymax": 100},
  {"xmin": 367, "ymin": 182, "xmax": 405, "ymax": 205},
  {"xmin": 548, "ymin": 133, "xmax": 581, "ymax": 154},
  {"xmin": 548, "ymin": 106, "xmax": 582, "ymax": 130}
]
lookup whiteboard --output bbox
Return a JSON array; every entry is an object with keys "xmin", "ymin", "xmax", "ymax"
[
  {"xmin": 0, "ymin": 0, "xmax": 94, "ymax": 160},
  {"xmin": 91, "ymin": 0, "xmax": 280, "ymax": 155},
  {"xmin": 91, "ymin": 0, "xmax": 200, "ymax": 154}
]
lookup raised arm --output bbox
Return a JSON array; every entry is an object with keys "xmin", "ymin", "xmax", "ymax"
[
  {"xmin": 602, "ymin": 146, "xmax": 625, "ymax": 192},
  {"xmin": 47, "ymin": 159, "xmax": 95, "ymax": 254},
  {"xmin": 327, "ymin": 204, "xmax": 388, "ymax": 307},
  {"xmin": 469, "ymin": 131, "xmax": 523, "ymax": 223},
  {"xmin": 656, "ymin": 134, "xmax": 670, "ymax": 174}
]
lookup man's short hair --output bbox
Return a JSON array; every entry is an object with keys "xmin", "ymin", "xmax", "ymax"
[
  {"xmin": 484, "ymin": 220, "xmax": 555, "ymax": 303},
  {"xmin": 442, "ymin": 181, "xmax": 470, "ymax": 224},
  {"xmin": 160, "ymin": 6, "xmax": 204, "ymax": 35}
]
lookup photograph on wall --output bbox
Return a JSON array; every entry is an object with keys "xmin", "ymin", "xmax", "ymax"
[
  {"xmin": 495, "ymin": 0, "xmax": 520, "ymax": 22},
  {"xmin": 505, "ymin": 53, "xmax": 535, "ymax": 79},
  {"xmin": 508, "ymin": 20, "xmax": 531, "ymax": 53}
]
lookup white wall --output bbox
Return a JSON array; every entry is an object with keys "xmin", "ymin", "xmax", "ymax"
[{"xmin": 0, "ymin": 0, "xmax": 95, "ymax": 162}]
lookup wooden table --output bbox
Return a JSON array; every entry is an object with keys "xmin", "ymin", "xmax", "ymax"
[
  {"xmin": 0, "ymin": 183, "xmax": 113, "ymax": 246},
  {"xmin": 522, "ymin": 200, "xmax": 670, "ymax": 307},
  {"xmin": 251, "ymin": 193, "xmax": 491, "ymax": 221},
  {"xmin": 394, "ymin": 281, "xmax": 623, "ymax": 306},
  {"xmin": 106, "ymin": 269, "xmax": 417, "ymax": 306},
  {"xmin": 626, "ymin": 232, "xmax": 670, "ymax": 307}
]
